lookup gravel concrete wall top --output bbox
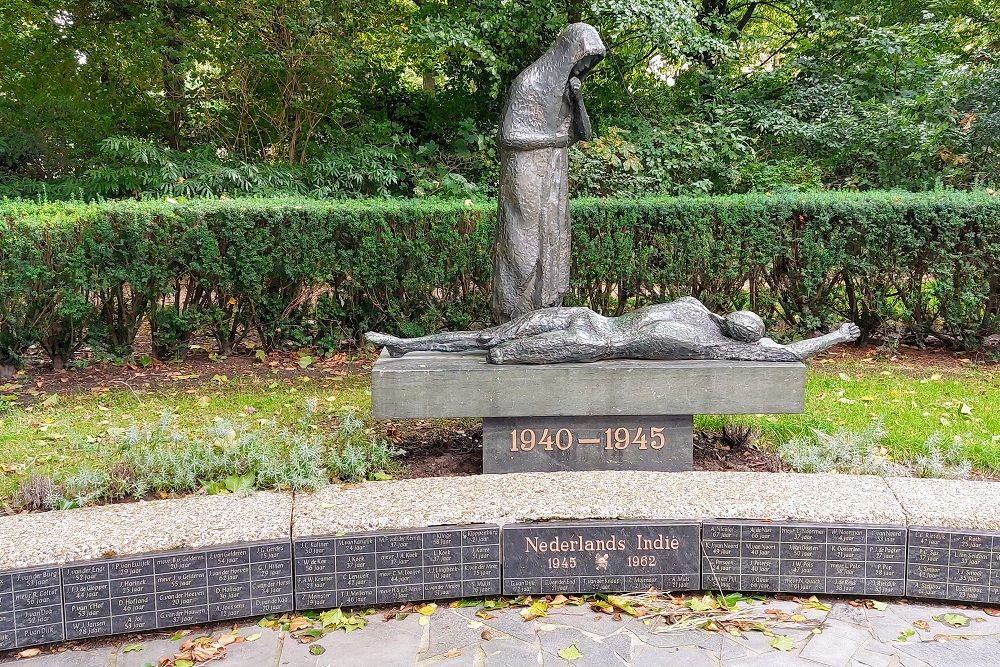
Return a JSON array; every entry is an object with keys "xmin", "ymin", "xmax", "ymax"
[
  {"xmin": 0, "ymin": 491, "xmax": 293, "ymax": 570},
  {"xmin": 886, "ymin": 476, "xmax": 1000, "ymax": 529},
  {"xmin": 13, "ymin": 471, "xmax": 997, "ymax": 570},
  {"xmin": 292, "ymin": 471, "xmax": 907, "ymax": 536}
]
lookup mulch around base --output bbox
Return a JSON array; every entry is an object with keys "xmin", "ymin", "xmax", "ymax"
[
  {"xmin": 389, "ymin": 421, "xmax": 789, "ymax": 478},
  {"xmin": 389, "ymin": 421, "xmax": 484, "ymax": 478}
]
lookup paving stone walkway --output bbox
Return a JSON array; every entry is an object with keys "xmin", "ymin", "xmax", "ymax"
[{"xmin": 5, "ymin": 596, "xmax": 1000, "ymax": 666}]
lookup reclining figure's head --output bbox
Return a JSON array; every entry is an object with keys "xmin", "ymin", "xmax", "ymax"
[{"xmin": 724, "ymin": 311, "xmax": 765, "ymax": 342}]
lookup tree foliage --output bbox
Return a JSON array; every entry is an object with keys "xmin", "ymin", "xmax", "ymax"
[{"xmin": 0, "ymin": 0, "xmax": 997, "ymax": 196}]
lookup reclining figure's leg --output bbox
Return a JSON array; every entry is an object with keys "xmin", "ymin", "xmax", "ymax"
[
  {"xmin": 365, "ymin": 307, "xmax": 589, "ymax": 358},
  {"xmin": 366, "ymin": 329, "xmax": 486, "ymax": 357},
  {"xmin": 487, "ymin": 328, "xmax": 610, "ymax": 364}
]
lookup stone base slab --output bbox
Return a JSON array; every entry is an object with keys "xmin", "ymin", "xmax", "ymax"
[
  {"xmin": 371, "ymin": 351, "xmax": 805, "ymax": 418},
  {"xmin": 482, "ymin": 415, "xmax": 693, "ymax": 473}
]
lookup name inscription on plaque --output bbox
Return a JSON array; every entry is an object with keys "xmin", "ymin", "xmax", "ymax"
[
  {"xmin": 906, "ymin": 528, "xmax": 1000, "ymax": 603},
  {"xmin": 502, "ymin": 520, "xmax": 700, "ymax": 595},
  {"xmin": 0, "ymin": 567, "xmax": 64, "ymax": 650},
  {"xmin": 60, "ymin": 540, "xmax": 293, "ymax": 640},
  {"xmin": 293, "ymin": 525, "xmax": 501, "ymax": 610},
  {"xmin": 702, "ymin": 521, "xmax": 906, "ymax": 596},
  {"xmin": 482, "ymin": 416, "xmax": 692, "ymax": 474}
]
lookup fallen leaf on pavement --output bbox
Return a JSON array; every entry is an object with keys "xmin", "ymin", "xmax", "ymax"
[
  {"xmin": 557, "ymin": 644, "xmax": 583, "ymax": 661},
  {"xmin": 933, "ymin": 613, "xmax": 970, "ymax": 628},
  {"xmin": 770, "ymin": 635, "xmax": 795, "ymax": 651}
]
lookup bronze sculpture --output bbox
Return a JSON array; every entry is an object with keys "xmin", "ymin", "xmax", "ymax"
[
  {"xmin": 369, "ymin": 25, "xmax": 860, "ymax": 366},
  {"xmin": 367, "ymin": 296, "xmax": 861, "ymax": 365},
  {"xmin": 491, "ymin": 23, "xmax": 606, "ymax": 323}
]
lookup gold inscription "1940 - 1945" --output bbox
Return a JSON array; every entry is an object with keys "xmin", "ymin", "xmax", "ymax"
[{"xmin": 510, "ymin": 427, "xmax": 667, "ymax": 452}]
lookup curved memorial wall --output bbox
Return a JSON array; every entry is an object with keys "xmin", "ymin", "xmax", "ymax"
[{"xmin": 0, "ymin": 472, "xmax": 997, "ymax": 651}]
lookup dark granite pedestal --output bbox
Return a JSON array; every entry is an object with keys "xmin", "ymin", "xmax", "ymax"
[{"xmin": 370, "ymin": 350, "xmax": 806, "ymax": 473}]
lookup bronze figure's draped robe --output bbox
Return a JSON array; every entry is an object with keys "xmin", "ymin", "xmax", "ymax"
[{"xmin": 492, "ymin": 23, "xmax": 606, "ymax": 322}]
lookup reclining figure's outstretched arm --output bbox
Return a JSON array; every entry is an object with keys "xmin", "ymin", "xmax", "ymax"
[
  {"xmin": 701, "ymin": 323, "xmax": 861, "ymax": 362},
  {"xmin": 783, "ymin": 323, "xmax": 861, "ymax": 360}
]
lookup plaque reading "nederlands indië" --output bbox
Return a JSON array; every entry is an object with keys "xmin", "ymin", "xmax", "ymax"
[
  {"xmin": 502, "ymin": 521, "xmax": 700, "ymax": 595},
  {"xmin": 906, "ymin": 528, "xmax": 1000, "ymax": 603},
  {"xmin": 293, "ymin": 525, "xmax": 501, "ymax": 610},
  {"xmin": 702, "ymin": 520, "xmax": 906, "ymax": 596},
  {"xmin": 60, "ymin": 540, "xmax": 293, "ymax": 641}
]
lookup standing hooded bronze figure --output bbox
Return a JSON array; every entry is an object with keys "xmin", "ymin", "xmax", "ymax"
[{"xmin": 491, "ymin": 23, "xmax": 606, "ymax": 323}]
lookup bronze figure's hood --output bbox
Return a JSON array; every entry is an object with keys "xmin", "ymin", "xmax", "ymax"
[
  {"xmin": 555, "ymin": 23, "xmax": 606, "ymax": 82},
  {"xmin": 500, "ymin": 23, "xmax": 606, "ymax": 148}
]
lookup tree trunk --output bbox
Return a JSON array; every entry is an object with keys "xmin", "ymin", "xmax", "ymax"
[
  {"xmin": 163, "ymin": 49, "xmax": 185, "ymax": 150},
  {"xmin": 566, "ymin": 0, "xmax": 584, "ymax": 23},
  {"xmin": 162, "ymin": 6, "xmax": 186, "ymax": 151}
]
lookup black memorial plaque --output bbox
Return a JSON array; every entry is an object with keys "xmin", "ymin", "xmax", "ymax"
[
  {"xmin": 293, "ymin": 525, "xmax": 500, "ymax": 609},
  {"xmin": 502, "ymin": 520, "xmax": 700, "ymax": 595},
  {"xmin": 906, "ymin": 527, "xmax": 1000, "ymax": 603},
  {"xmin": 702, "ymin": 520, "xmax": 906, "ymax": 596},
  {"xmin": 58, "ymin": 540, "xmax": 292, "ymax": 642},
  {"xmin": 0, "ymin": 566, "xmax": 64, "ymax": 650}
]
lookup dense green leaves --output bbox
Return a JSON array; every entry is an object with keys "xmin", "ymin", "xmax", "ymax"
[
  {"xmin": 1, "ymin": 191, "xmax": 997, "ymax": 373},
  {"xmin": 1, "ymin": 1, "xmax": 996, "ymax": 197}
]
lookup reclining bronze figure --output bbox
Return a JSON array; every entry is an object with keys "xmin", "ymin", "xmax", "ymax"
[{"xmin": 367, "ymin": 297, "xmax": 860, "ymax": 365}]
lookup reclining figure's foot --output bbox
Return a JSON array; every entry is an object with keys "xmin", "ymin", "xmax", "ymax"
[
  {"xmin": 486, "ymin": 346, "xmax": 512, "ymax": 364},
  {"xmin": 838, "ymin": 322, "xmax": 862, "ymax": 342},
  {"xmin": 365, "ymin": 332, "xmax": 407, "ymax": 358}
]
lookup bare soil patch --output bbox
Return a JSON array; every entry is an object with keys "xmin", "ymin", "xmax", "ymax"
[
  {"xmin": 9, "ymin": 347, "xmax": 376, "ymax": 406},
  {"xmin": 813, "ymin": 340, "xmax": 997, "ymax": 376},
  {"xmin": 387, "ymin": 421, "xmax": 791, "ymax": 477},
  {"xmin": 388, "ymin": 421, "xmax": 483, "ymax": 478}
]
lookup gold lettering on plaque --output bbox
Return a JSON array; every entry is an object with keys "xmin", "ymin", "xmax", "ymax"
[
  {"xmin": 510, "ymin": 425, "xmax": 670, "ymax": 453},
  {"xmin": 524, "ymin": 534, "xmax": 627, "ymax": 553},
  {"xmin": 636, "ymin": 534, "xmax": 680, "ymax": 550}
]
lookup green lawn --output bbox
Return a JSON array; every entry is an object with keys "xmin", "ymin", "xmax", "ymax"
[
  {"xmin": 1, "ymin": 354, "xmax": 997, "ymax": 504},
  {"xmin": 0, "ymin": 370, "xmax": 373, "ymax": 501},
  {"xmin": 701, "ymin": 355, "xmax": 1000, "ymax": 471}
]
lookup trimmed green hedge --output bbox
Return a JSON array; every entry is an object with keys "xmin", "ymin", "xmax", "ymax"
[{"xmin": 1, "ymin": 191, "xmax": 998, "ymax": 374}]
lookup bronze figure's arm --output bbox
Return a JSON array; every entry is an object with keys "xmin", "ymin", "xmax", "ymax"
[
  {"xmin": 783, "ymin": 323, "xmax": 861, "ymax": 360},
  {"xmin": 499, "ymin": 131, "xmax": 572, "ymax": 151},
  {"xmin": 567, "ymin": 77, "xmax": 592, "ymax": 142}
]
